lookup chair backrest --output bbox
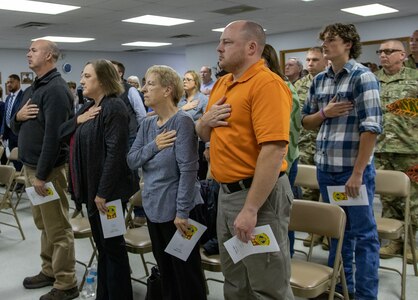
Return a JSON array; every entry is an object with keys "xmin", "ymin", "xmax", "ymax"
[
  {"xmin": 0, "ymin": 146, "xmax": 4, "ymax": 160},
  {"xmin": 7, "ymin": 147, "xmax": 19, "ymax": 163},
  {"xmin": 375, "ymin": 169, "xmax": 410, "ymax": 198},
  {"xmin": 129, "ymin": 190, "xmax": 143, "ymax": 207},
  {"xmin": 125, "ymin": 190, "xmax": 143, "ymax": 228},
  {"xmin": 289, "ymin": 200, "xmax": 346, "ymax": 239},
  {"xmin": 294, "ymin": 164, "xmax": 318, "ymax": 190},
  {"xmin": 0, "ymin": 165, "xmax": 16, "ymax": 209},
  {"xmin": 0, "ymin": 165, "xmax": 16, "ymax": 187},
  {"xmin": 70, "ymin": 217, "xmax": 92, "ymax": 238}
]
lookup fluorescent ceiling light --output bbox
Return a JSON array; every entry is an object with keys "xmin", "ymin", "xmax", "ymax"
[
  {"xmin": 122, "ymin": 41, "xmax": 172, "ymax": 47},
  {"xmin": 33, "ymin": 36, "xmax": 95, "ymax": 43},
  {"xmin": 122, "ymin": 15, "xmax": 194, "ymax": 26},
  {"xmin": 341, "ymin": 4, "xmax": 398, "ymax": 17},
  {"xmin": 0, "ymin": 0, "xmax": 79, "ymax": 15},
  {"xmin": 301, "ymin": 0, "xmax": 315, "ymax": 2}
]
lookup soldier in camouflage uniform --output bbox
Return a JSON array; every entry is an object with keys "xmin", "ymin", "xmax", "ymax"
[
  {"xmin": 295, "ymin": 47, "xmax": 327, "ymax": 197},
  {"xmin": 404, "ymin": 30, "xmax": 417, "ymax": 69},
  {"xmin": 375, "ymin": 40, "xmax": 418, "ymax": 264},
  {"xmin": 294, "ymin": 47, "xmax": 328, "ymax": 247}
]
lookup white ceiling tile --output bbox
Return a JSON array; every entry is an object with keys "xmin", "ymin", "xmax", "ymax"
[{"xmin": 0, "ymin": 0, "xmax": 416, "ymax": 53}]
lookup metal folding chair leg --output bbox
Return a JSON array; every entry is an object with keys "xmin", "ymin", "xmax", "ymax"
[{"xmin": 76, "ymin": 236, "xmax": 97, "ymax": 292}]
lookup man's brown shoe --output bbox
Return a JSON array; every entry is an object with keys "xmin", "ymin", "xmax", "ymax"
[
  {"xmin": 23, "ymin": 272, "xmax": 55, "ymax": 289},
  {"xmin": 40, "ymin": 287, "xmax": 79, "ymax": 300},
  {"xmin": 380, "ymin": 240, "xmax": 403, "ymax": 258}
]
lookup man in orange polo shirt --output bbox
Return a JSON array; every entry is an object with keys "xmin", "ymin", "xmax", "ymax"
[{"xmin": 196, "ymin": 20, "xmax": 294, "ymax": 300}]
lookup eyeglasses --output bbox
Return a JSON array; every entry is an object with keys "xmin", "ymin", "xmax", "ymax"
[
  {"xmin": 376, "ymin": 49, "xmax": 403, "ymax": 55},
  {"xmin": 183, "ymin": 78, "xmax": 194, "ymax": 82}
]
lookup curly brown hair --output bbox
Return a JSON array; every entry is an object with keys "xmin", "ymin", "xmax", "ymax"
[{"xmin": 319, "ymin": 23, "xmax": 362, "ymax": 59}]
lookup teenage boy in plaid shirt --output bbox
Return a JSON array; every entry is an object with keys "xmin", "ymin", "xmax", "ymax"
[{"xmin": 302, "ymin": 23, "xmax": 382, "ymax": 300}]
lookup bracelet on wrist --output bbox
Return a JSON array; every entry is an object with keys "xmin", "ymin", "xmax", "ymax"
[{"xmin": 320, "ymin": 108, "xmax": 327, "ymax": 120}]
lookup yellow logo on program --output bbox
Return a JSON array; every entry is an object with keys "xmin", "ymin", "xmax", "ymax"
[
  {"xmin": 333, "ymin": 192, "xmax": 348, "ymax": 201},
  {"xmin": 106, "ymin": 206, "xmax": 117, "ymax": 220},
  {"xmin": 251, "ymin": 233, "xmax": 270, "ymax": 246},
  {"xmin": 45, "ymin": 187, "xmax": 54, "ymax": 196},
  {"xmin": 184, "ymin": 224, "xmax": 198, "ymax": 240}
]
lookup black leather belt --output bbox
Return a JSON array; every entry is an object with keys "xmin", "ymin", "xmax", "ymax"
[{"xmin": 222, "ymin": 172, "xmax": 285, "ymax": 194}]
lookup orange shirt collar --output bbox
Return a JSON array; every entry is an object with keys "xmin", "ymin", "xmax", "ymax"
[{"xmin": 224, "ymin": 59, "xmax": 267, "ymax": 88}]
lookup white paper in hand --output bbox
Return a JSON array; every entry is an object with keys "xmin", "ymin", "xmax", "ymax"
[
  {"xmin": 25, "ymin": 182, "xmax": 60, "ymax": 206},
  {"xmin": 223, "ymin": 225, "xmax": 280, "ymax": 264},
  {"xmin": 327, "ymin": 185, "xmax": 369, "ymax": 206},
  {"xmin": 99, "ymin": 199, "xmax": 127, "ymax": 238},
  {"xmin": 165, "ymin": 219, "xmax": 207, "ymax": 261}
]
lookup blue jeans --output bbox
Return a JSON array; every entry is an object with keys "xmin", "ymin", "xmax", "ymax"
[
  {"xmin": 317, "ymin": 164, "xmax": 379, "ymax": 300},
  {"xmin": 287, "ymin": 158, "xmax": 302, "ymax": 257}
]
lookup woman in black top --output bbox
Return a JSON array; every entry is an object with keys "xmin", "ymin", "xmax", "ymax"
[{"xmin": 60, "ymin": 59, "xmax": 134, "ymax": 300}]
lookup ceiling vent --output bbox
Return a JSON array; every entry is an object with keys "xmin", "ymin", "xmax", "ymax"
[
  {"xmin": 170, "ymin": 34, "xmax": 193, "ymax": 39},
  {"xmin": 124, "ymin": 49, "xmax": 147, "ymax": 52},
  {"xmin": 15, "ymin": 22, "xmax": 51, "ymax": 30},
  {"xmin": 211, "ymin": 5, "xmax": 259, "ymax": 15}
]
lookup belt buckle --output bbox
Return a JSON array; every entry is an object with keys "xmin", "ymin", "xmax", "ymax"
[
  {"xmin": 221, "ymin": 183, "xmax": 232, "ymax": 194},
  {"xmin": 221, "ymin": 179, "xmax": 249, "ymax": 194},
  {"xmin": 238, "ymin": 180, "xmax": 247, "ymax": 190}
]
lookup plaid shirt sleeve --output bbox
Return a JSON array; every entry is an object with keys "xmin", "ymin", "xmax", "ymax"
[{"xmin": 355, "ymin": 72, "xmax": 382, "ymax": 134}]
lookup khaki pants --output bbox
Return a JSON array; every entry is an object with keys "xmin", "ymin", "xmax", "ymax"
[
  {"xmin": 25, "ymin": 165, "xmax": 77, "ymax": 290},
  {"xmin": 217, "ymin": 175, "xmax": 295, "ymax": 300}
]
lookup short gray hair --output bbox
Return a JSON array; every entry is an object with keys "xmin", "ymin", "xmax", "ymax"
[
  {"xmin": 127, "ymin": 75, "xmax": 140, "ymax": 84},
  {"xmin": 145, "ymin": 65, "xmax": 183, "ymax": 105},
  {"xmin": 45, "ymin": 40, "xmax": 60, "ymax": 63}
]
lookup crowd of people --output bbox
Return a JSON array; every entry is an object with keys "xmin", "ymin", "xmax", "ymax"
[{"xmin": 1, "ymin": 19, "xmax": 417, "ymax": 300}]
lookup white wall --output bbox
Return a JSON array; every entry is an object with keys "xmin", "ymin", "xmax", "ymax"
[
  {"xmin": 0, "ymin": 49, "xmax": 186, "ymax": 99},
  {"xmin": 185, "ymin": 14, "xmax": 418, "ymax": 72},
  {"xmin": 186, "ymin": 43, "xmax": 219, "ymax": 76}
]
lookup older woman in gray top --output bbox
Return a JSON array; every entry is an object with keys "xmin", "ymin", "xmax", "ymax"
[{"xmin": 127, "ymin": 65, "xmax": 206, "ymax": 300}]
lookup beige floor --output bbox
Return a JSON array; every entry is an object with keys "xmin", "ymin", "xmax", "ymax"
[{"xmin": 1, "ymin": 192, "xmax": 417, "ymax": 300}]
